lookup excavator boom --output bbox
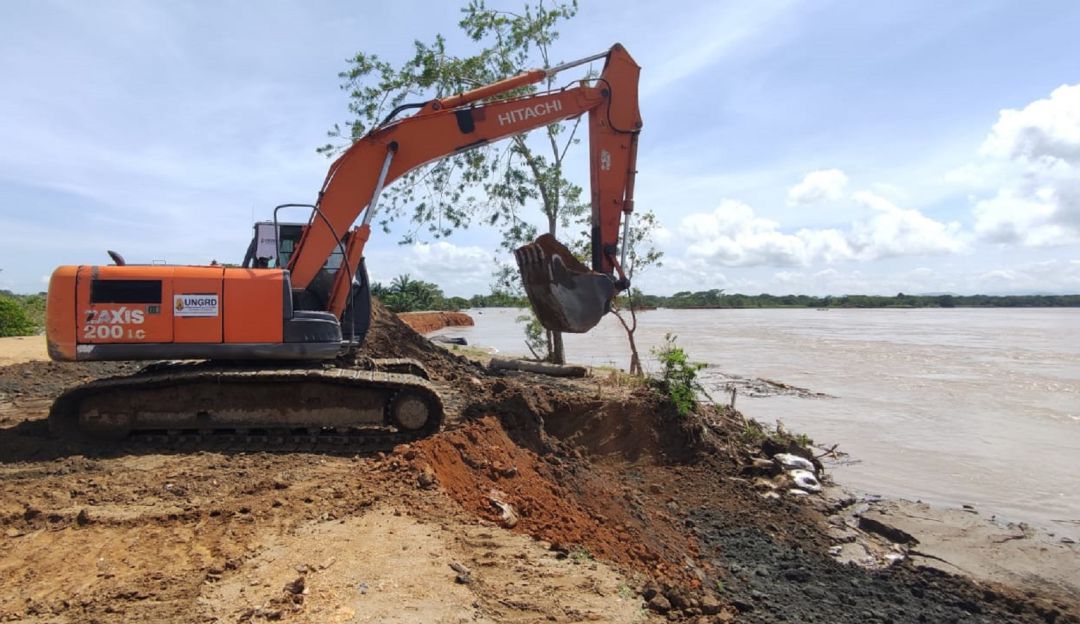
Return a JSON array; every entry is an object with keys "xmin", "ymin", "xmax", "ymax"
[{"xmin": 289, "ymin": 43, "xmax": 642, "ymax": 332}]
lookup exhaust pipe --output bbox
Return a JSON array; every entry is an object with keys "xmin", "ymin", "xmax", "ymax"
[{"xmin": 514, "ymin": 234, "xmax": 616, "ymax": 333}]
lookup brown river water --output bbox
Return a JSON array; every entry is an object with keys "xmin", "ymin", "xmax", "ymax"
[{"xmin": 436, "ymin": 307, "xmax": 1080, "ymax": 538}]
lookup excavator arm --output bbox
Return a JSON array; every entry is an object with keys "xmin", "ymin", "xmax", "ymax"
[{"xmin": 288, "ymin": 43, "xmax": 642, "ymax": 333}]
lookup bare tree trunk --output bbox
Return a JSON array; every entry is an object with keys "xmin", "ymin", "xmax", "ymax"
[
  {"xmin": 612, "ymin": 306, "xmax": 642, "ymax": 376},
  {"xmin": 627, "ymin": 303, "xmax": 641, "ymax": 375},
  {"xmin": 545, "ymin": 192, "xmax": 567, "ymax": 364},
  {"xmin": 551, "ymin": 330, "xmax": 565, "ymax": 364}
]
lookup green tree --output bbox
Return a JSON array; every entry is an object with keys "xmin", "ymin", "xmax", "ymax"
[
  {"xmin": 372, "ymin": 274, "xmax": 447, "ymax": 312},
  {"xmin": 0, "ymin": 295, "xmax": 36, "ymax": 337},
  {"xmin": 322, "ymin": 0, "xmax": 587, "ymax": 363}
]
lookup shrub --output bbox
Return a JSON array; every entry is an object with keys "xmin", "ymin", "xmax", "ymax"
[
  {"xmin": 652, "ymin": 333, "xmax": 707, "ymax": 416},
  {"xmin": 0, "ymin": 296, "xmax": 37, "ymax": 337}
]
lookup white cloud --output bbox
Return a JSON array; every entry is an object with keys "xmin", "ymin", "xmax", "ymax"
[
  {"xmin": 981, "ymin": 84, "xmax": 1080, "ymax": 164},
  {"xmin": 366, "ymin": 241, "xmax": 494, "ymax": 297},
  {"xmin": 973, "ymin": 259, "xmax": 1080, "ymax": 294},
  {"xmin": 849, "ymin": 191, "xmax": 966, "ymax": 258},
  {"xmin": 968, "ymin": 84, "xmax": 1080, "ymax": 246},
  {"xmin": 652, "ymin": 225, "xmax": 674, "ymax": 245},
  {"xmin": 971, "ymin": 189, "xmax": 1070, "ymax": 246},
  {"xmin": 678, "ymin": 199, "xmax": 852, "ymax": 267},
  {"xmin": 787, "ymin": 169, "xmax": 848, "ymax": 205},
  {"xmin": 676, "ymin": 193, "xmax": 963, "ymax": 268}
]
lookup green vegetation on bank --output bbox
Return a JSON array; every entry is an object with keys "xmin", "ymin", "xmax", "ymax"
[
  {"xmin": 652, "ymin": 334, "xmax": 708, "ymax": 416},
  {"xmin": 371, "ymin": 275, "xmax": 525, "ymax": 313},
  {"xmin": 0, "ymin": 291, "xmax": 45, "ymax": 337}
]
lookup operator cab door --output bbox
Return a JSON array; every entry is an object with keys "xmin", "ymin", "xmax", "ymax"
[{"xmin": 76, "ymin": 266, "xmax": 173, "ymax": 344}]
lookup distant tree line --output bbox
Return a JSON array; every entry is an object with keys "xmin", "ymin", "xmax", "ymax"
[
  {"xmin": 374, "ymin": 280, "xmax": 1080, "ymax": 313},
  {"xmin": 632, "ymin": 290, "xmax": 1080, "ymax": 309},
  {"xmin": 370, "ymin": 275, "xmax": 525, "ymax": 313}
]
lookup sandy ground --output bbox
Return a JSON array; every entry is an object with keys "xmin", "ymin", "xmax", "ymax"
[
  {"xmin": 0, "ymin": 336, "xmax": 46, "ymax": 366},
  {"xmin": 0, "ymin": 308, "xmax": 1077, "ymax": 623}
]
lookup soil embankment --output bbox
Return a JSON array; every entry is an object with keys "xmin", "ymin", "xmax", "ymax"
[
  {"xmin": 0, "ymin": 301, "xmax": 1075, "ymax": 622},
  {"xmin": 395, "ymin": 310, "xmax": 473, "ymax": 334}
]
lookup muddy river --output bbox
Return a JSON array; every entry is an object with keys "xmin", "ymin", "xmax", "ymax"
[{"xmin": 438, "ymin": 307, "xmax": 1080, "ymax": 538}]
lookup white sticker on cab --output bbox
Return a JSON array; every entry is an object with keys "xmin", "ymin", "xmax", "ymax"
[{"xmin": 174, "ymin": 294, "xmax": 219, "ymax": 317}]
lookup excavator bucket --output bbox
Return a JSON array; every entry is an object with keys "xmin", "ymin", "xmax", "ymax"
[{"xmin": 515, "ymin": 234, "xmax": 615, "ymax": 333}]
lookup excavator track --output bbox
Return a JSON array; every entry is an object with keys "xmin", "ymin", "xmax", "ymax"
[{"xmin": 49, "ymin": 361, "xmax": 444, "ymax": 449}]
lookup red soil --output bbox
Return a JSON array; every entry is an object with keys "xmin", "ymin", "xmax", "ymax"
[
  {"xmin": 411, "ymin": 415, "xmax": 697, "ymax": 581},
  {"xmin": 396, "ymin": 311, "xmax": 474, "ymax": 334}
]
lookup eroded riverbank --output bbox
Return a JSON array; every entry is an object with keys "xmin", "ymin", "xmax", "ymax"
[
  {"xmin": 438, "ymin": 307, "xmax": 1080, "ymax": 539},
  {"xmin": 0, "ymin": 305, "xmax": 1075, "ymax": 622}
]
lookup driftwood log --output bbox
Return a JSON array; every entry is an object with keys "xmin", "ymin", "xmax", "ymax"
[{"xmin": 488, "ymin": 357, "xmax": 588, "ymax": 378}]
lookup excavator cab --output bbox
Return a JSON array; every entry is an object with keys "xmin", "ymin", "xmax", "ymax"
[
  {"xmin": 515, "ymin": 234, "xmax": 616, "ymax": 333},
  {"xmin": 243, "ymin": 219, "xmax": 372, "ymax": 346}
]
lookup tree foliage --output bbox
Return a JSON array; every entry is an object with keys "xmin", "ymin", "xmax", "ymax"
[
  {"xmin": 371, "ymin": 275, "xmax": 448, "ymax": 313},
  {"xmin": 0, "ymin": 294, "xmax": 37, "ymax": 337},
  {"xmin": 321, "ymin": 0, "xmax": 587, "ymax": 252},
  {"xmin": 651, "ymin": 334, "xmax": 707, "ymax": 417}
]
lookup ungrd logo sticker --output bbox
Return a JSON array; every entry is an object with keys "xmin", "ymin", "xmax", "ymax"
[{"xmin": 174, "ymin": 293, "xmax": 219, "ymax": 317}]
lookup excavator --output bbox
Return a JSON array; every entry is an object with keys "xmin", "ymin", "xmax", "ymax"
[{"xmin": 43, "ymin": 43, "xmax": 641, "ymax": 443}]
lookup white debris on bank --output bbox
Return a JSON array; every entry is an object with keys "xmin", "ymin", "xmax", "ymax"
[
  {"xmin": 774, "ymin": 453, "xmax": 815, "ymax": 472},
  {"xmin": 790, "ymin": 469, "xmax": 822, "ymax": 493}
]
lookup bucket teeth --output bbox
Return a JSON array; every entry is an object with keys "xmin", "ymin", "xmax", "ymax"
[{"xmin": 515, "ymin": 234, "xmax": 615, "ymax": 333}]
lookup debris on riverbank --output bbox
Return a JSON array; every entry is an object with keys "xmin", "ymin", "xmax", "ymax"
[
  {"xmin": 819, "ymin": 490, "xmax": 1080, "ymax": 605},
  {"xmin": 0, "ymin": 300, "xmax": 1075, "ymax": 622}
]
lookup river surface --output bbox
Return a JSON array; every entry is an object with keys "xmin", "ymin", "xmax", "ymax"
[{"xmin": 437, "ymin": 307, "xmax": 1080, "ymax": 538}]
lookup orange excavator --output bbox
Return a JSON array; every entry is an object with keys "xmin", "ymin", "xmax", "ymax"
[{"xmin": 43, "ymin": 44, "xmax": 641, "ymax": 442}]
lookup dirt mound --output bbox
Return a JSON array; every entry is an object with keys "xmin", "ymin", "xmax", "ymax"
[
  {"xmin": 408, "ymin": 416, "xmax": 695, "ymax": 581},
  {"xmin": 396, "ymin": 311, "xmax": 474, "ymax": 334},
  {"xmin": 454, "ymin": 376, "xmax": 706, "ymax": 462},
  {"xmin": 353, "ymin": 299, "xmax": 482, "ymax": 384},
  {"xmin": 542, "ymin": 386, "xmax": 706, "ymax": 463}
]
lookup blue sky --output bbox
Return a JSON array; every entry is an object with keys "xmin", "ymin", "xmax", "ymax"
[{"xmin": 2, "ymin": 0, "xmax": 1079, "ymax": 296}]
